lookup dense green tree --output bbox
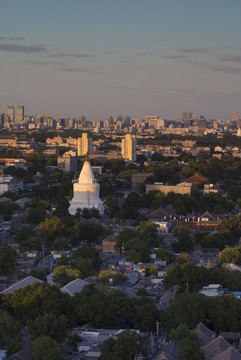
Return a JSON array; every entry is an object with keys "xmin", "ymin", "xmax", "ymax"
[
  {"xmin": 198, "ymin": 231, "xmax": 236, "ymax": 250},
  {"xmin": 27, "ymin": 206, "xmax": 46, "ymax": 224},
  {"xmin": 1, "ymin": 283, "xmax": 70, "ymax": 325},
  {"xmin": 100, "ymin": 330, "xmax": 142, "ymax": 360},
  {"xmin": 156, "ymin": 249, "xmax": 175, "ymax": 264},
  {"xmin": 72, "ymin": 284, "xmax": 159, "ymax": 331},
  {"xmin": 27, "ymin": 312, "xmax": 67, "ymax": 342},
  {"xmin": 33, "ymin": 336, "xmax": 63, "ymax": 360},
  {"xmin": 51, "ymin": 237, "xmax": 70, "ymax": 251},
  {"xmin": 29, "ymin": 269, "xmax": 47, "ymax": 282},
  {"xmin": 53, "ymin": 266, "xmax": 80, "ymax": 286},
  {"xmin": 217, "ymin": 217, "xmax": 241, "ymax": 238},
  {"xmin": 168, "ymin": 293, "xmax": 210, "ymax": 328},
  {"xmin": 15, "ymin": 226, "xmax": 35, "ymax": 243},
  {"xmin": 219, "ymin": 247, "xmax": 241, "ymax": 264},
  {"xmin": 169, "ymin": 324, "xmax": 204, "ymax": 360},
  {"xmin": 0, "ymin": 310, "xmax": 21, "ymax": 349},
  {"xmin": 37, "ymin": 217, "xmax": 65, "ymax": 245},
  {"xmin": 0, "ymin": 246, "xmax": 17, "ymax": 275},
  {"xmin": 173, "ymin": 226, "xmax": 193, "ymax": 252}
]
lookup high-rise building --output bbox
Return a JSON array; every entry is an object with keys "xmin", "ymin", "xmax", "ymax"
[
  {"xmin": 15, "ymin": 106, "xmax": 24, "ymax": 123},
  {"xmin": 7, "ymin": 106, "xmax": 15, "ymax": 121},
  {"xmin": 232, "ymin": 112, "xmax": 239, "ymax": 122},
  {"xmin": 121, "ymin": 134, "xmax": 137, "ymax": 161},
  {"xmin": 182, "ymin": 112, "xmax": 193, "ymax": 120},
  {"xmin": 77, "ymin": 133, "xmax": 93, "ymax": 156}
]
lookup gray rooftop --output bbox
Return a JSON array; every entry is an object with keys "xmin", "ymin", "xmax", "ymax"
[
  {"xmin": 60, "ymin": 278, "xmax": 88, "ymax": 297},
  {"xmin": 0, "ymin": 276, "xmax": 44, "ymax": 295}
]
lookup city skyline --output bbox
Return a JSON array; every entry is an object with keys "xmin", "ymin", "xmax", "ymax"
[{"xmin": 1, "ymin": 0, "xmax": 241, "ymax": 120}]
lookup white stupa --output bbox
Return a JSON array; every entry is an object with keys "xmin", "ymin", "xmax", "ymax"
[{"xmin": 68, "ymin": 160, "xmax": 104, "ymax": 215}]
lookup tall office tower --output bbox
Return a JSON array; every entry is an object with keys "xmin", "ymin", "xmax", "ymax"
[
  {"xmin": 66, "ymin": 118, "xmax": 75, "ymax": 128},
  {"xmin": 15, "ymin": 106, "xmax": 24, "ymax": 123},
  {"xmin": 145, "ymin": 115, "xmax": 159, "ymax": 125},
  {"xmin": 92, "ymin": 120, "xmax": 103, "ymax": 128},
  {"xmin": 121, "ymin": 134, "xmax": 137, "ymax": 161},
  {"xmin": 232, "ymin": 112, "xmax": 239, "ymax": 122},
  {"xmin": 7, "ymin": 106, "xmax": 15, "ymax": 121},
  {"xmin": 0, "ymin": 114, "xmax": 4, "ymax": 129},
  {"xmin": 77, "ymin": 133, "xmax": 93, "ymax": 156},
  {"xmin": 182, "ymin": 112, "xmax": 193, "ymax": 120}
]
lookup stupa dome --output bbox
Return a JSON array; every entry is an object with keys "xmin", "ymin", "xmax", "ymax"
[{"xmin": 68, "ymin": 160, "xmax": 104, "ymax": 216}]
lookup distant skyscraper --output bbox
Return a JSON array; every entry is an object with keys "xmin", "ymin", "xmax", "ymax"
[
  {"xmin": 15, "ymin": 106, "xmax": 24, "ymax": 123},
  {"xmin": 121, "ymin": 134, "xmax": 137, "ymax": 161},
  {"xmin": 182, "ymin": 112, "xmax": 192, "ymax": 120},
  {"xmin": 77, "ymin": 133, "xmax": 93, "ymax": 156},
  {"xmin": 7, "ymin": 106, "xmax": 15, "ymax": 121},
  {"xmin": 232, "ymin": 112, "xmax": 239, "ymax": 122}
]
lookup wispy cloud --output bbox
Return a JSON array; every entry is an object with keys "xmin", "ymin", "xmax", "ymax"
[
  {"xmin": 21, "ymin": 60, "xmax": 65, "ymax": 67},
  {"xmin": 0, "ymin": 37, "xmax": 5, "ymax": 40},
  {"xmin": 0, "ymin": 43, "xmax": 46, "ymax": 53},
  {"xmin": 57, "ymin": 66, "xmax": 93, "ymax": 72},
  {"xmin": 177, "ymin": 48, "xmax": 211, "ymax": 54},
  {"xmin": 138, "ymin": 52, "xmax": 160, "ymax": 56},
  {"xmin": 47, "ymin": 51, "xmax": 91, "ymax": 58},
  {"xmin": 208, "ymin": 65, "xmax": 241, "ymax": 74},
  {"xmin": 163, "ymin": 55, "xmax": 188, "ymax": 60},
  {"xmin": 192, "ymin": 60, "xmax": 241, "ymax": 74},
  {"xmin": 8, "ymin": 37, "xmax": 25, "ymax": 40},
  {"xmin": 217, "ymin": 55, "xmax": 241, "ymax": 63}
]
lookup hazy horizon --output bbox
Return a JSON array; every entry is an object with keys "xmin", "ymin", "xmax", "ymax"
[{"xmin": 1, "ymin": 0, "xmax": 241, "ymax": 121}]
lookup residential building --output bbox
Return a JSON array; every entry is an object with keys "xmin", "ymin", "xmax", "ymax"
[
  {"xmin": 57, "ymin": 151, "xmax": 77, "ymax": 172},
  {"xmin": 121, "ymin": 134, "xmax": 137, "ymax": 161},
  {"xmin": 0, "ymin": 175, "xmax": 23, "ymax": 195},
  {"xmin": 77, "ymin": 133, "xmax": 93, "ymax": 156}
]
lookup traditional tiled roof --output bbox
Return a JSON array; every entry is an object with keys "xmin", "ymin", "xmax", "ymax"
[
  {"xmin": 200, "ymin": 211, "xmax": 218, "ymax": 221},
  {"xmin": 185, "ymin": 172, "xmax": 209, "ymax": 184},
  {"xmin": 201, "ymin": 336, "xmax": 235, "ymax": 360},
  {"xmin": 193, "ymin": 322, "xmax": 216, "ymax": 345},
  {"xmin": 211, "ymin": 347, "xmax": 241, "ymax": 360},
  {"xmin": 148, "ymin": 207, "xmax": 172, "ymax": 220}
]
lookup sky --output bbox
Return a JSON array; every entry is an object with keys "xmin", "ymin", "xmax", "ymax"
[{"xmin": 1, "ymin": 0, "xmax": 241, "ymax": 121}]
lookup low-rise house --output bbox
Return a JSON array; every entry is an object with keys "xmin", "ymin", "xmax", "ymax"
[
  {"xmin": 60, "ymin": 278, "xmax": 88, "ymax": 297},
  {"xmin": 102, "ymin": 235, "xmax": 117, "ymax": 254},
  {"xmin": 0, "ymin": 276, "xmax": 44, "ymax": 295},
  {"xmin": 0, "ymin": 175, "xmax": 23, "ymax": 195},
  {"xmin": 15, "ymin": 197, "xmax": 32, "ymax": 209}
]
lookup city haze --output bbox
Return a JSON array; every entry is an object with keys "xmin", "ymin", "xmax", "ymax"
[{"xmin": 1, "ymin": 0, "xmax": 241, "ymax": 120}]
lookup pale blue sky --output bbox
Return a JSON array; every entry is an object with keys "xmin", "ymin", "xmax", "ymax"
[{"xmin": 1, "ymin": 0, "xmax": 241, "ymax": 120}]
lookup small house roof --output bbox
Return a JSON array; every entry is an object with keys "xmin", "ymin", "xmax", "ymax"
[
  {"xmin": 0, "ymin": 276, "xmax": 44, "ymax": 295},
  {"xmin": 60, "ymin": 278, "xmax": 88, "ymax": 297}
]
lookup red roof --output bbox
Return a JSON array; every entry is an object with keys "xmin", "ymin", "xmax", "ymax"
[{"xmin": 185, "ymin": 172, "xmax": 209, "ymax": 184}]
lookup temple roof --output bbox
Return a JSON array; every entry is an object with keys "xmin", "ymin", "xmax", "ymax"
[
  {"xmin": 184, "ymin": 172, "xmax": 209, "ymax": 184},
  {"xmin": 78, "ymin": 160, "xmax": 97, "ymax": 185}
]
